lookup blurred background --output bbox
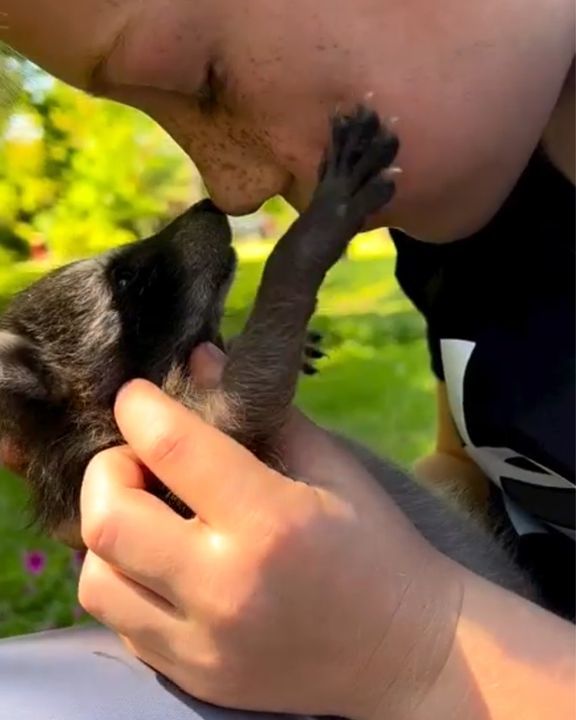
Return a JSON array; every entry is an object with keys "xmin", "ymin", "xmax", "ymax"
[{"xmin": 0, "ymin": 49, "xmax": 434, "ymax": 638}]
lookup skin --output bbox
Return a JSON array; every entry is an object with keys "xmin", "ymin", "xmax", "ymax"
[{"xmin": 2, "ymin": 1, "xmax": 575, "ymax": 716}]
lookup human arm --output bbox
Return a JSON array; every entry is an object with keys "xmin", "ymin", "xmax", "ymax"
[
  {"xmin": 77, "ymin": 350, "xmax": 576, "ymax": 720},
  {"xmin": 419, "ymin": 566, "xmax": 575, "ymax": 720}
]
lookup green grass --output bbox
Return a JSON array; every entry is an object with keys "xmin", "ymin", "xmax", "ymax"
[{"xmin": 0, "ymin": 235, "xmax": 435, "ymax": 638}]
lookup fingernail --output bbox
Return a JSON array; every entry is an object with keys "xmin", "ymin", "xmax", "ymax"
[
  {"xmin": 189, "ymin": 342, "xmax": 227, "ymax": 388},
  {"xmin": 190, "ymin": 342, "xmax": 225, "ymax": 367},
  {"xmin": 117, "ymin": 378, "xmax": 139, "ymax": 399},
  {"xmin": 204, "ymin": 342, "xmax": 226, "ymax": 361}
]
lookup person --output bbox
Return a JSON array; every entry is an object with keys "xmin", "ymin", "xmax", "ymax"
[{"xmin": 0, "ymin": 1, "xmax": 574, "ymax": 718}]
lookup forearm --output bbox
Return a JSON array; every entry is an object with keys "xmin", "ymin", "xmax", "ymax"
[{"xmin": 414, "ymin": 570, "xmax": 575, "ymax": 720}]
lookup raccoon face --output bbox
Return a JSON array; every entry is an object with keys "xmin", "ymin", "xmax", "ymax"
[{"xmin": 0, "ymin": 198, "xmax": 235, "ymax": 535}]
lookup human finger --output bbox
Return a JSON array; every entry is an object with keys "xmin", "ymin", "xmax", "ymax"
[
  {"xmin": 81, "ymin": 445, "xmax": 195, "ymax": 603},
  {"xmin": 114, "ymin": 380, "xmax": 289, "ymax": 526},
  {"xmin": 78, "ymin": 551, "xmax": 183, "ymax": 657}
]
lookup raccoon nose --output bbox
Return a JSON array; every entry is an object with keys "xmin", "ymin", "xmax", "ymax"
[{"xmin": 195, "ymin": 198, "xmax": 225, "ymax": 216}]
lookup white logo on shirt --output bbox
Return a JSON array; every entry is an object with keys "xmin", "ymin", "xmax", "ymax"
[{"xmin": 440, "ymin": 338, "xmax": 575, "ymax": 539}]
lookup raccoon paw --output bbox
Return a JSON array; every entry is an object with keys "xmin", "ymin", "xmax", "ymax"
[{"xmin": 314, "ymin": 104, "xmax": 399, "ymax": 222}]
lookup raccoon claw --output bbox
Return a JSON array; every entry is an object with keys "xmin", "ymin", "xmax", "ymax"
[
  {"xmin": 305, "ymin": 345, "xmax": 325, "ymax": 360},
  {"xmin": 301, "ymin": 330, "xmax": 325, "ymax": 376},
  {"xmin": 306, "ymin": 329, "xmax": 323, "ymax": 345}
]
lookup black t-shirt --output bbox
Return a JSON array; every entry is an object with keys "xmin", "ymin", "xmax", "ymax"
[{"xmin": 390, "ymin": 149, "xmax": 575, "ymax": 620}]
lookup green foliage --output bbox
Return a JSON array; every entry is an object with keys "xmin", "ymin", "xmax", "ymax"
[
  {"xmin": 0, "ymin": 59, "xmax": 199, "ymax": 262},
  {"xmin": 262, "ymin": 195, "xmax": 297, "ymax": 226},
  {"xmin": 0, "ymin": 45, "xmax": 23, "ymax": 125}
]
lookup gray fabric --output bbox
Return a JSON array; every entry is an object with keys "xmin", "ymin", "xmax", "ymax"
[{"xmin": 0, "ymin": 625, "xmax": 306, "ymax": 720}]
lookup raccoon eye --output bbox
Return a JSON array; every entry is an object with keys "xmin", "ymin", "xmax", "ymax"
[{"xmin": 113, "ymin": 266, "xmax": 136, "ymax": 291}]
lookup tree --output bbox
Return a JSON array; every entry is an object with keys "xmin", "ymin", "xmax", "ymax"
[{"xmin": 0, "ymin": 51, "xmax": 199, "ymax": 262}]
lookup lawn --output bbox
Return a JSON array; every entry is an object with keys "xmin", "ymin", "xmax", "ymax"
[{"xmin": 0, "ymin": 232, "xmax": 435, "ymax": 638}]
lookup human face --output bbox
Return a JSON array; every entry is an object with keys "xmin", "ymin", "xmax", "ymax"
[{"xmin": 7, "ymin": 0, "xmax": 574, "ymax": 240}]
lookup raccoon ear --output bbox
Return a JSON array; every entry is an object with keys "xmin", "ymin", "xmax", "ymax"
[{"xmin": 0, "ymin": 331, "xmax": 51, "ymax": 401}]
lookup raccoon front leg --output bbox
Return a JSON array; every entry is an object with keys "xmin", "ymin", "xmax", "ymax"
[
  {"xmin": 226, "ymin": 330, "xmax": 325, "ymax": 377},
  {"xmin": 219, "ymin": 107, "xmax": 398, "ymax": 454}
]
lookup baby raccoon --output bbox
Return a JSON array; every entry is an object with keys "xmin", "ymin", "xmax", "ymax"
[{"xmin": 0, "ymin": 107, "xmax": 535, "ymax": 602}]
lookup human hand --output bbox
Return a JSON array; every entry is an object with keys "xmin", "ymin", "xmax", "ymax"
[{"xmin": 78, "ymin": 343, "xmax": 463, "ymax": 720}]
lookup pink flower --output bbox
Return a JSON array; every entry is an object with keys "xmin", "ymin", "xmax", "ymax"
[{"xmin": 23, "ymin": 550, "xmax": 46, "ymax": 575}]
